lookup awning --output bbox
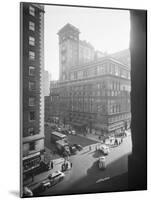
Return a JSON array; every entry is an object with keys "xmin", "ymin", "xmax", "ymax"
[
  {"xmin": 23, "ymin": 152, "xmax": 40, "ymax": 161},
  {"xmin": 108, "ymin": 121, "xmax": 124, "ymax": 131},
  {"xmin": 70, "ymin": 121, "xmax": 87, "ymax": 127},
  {"xmin": 23, "ymin": 134, "xmax": 44, "ymax": 144},
  {"xmin": 93, "ymin": 124, "xmax": 108, "ymax": 130}
]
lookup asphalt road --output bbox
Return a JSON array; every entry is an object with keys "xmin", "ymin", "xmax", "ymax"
[{"xmin": 37, "ymin": 135, "xmax": 132, "ymax": 196}]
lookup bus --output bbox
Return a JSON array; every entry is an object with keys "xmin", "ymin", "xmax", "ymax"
[{"xmin": 51, "ymin": 131, "xmax": 68, "ymax": 143}]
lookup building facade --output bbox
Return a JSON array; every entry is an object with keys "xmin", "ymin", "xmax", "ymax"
[
  {"xmin": 49, "ymin": 23, "xmax": 131, "ymax": 136},
  {"xmin": 110, "ymin": 49, "xmax": 131, "ymax": 68},
  {"xmin": 21, "ymin": 3, "xmax": 45, "ymax": 176},
  {"xmin": 58, "ymin": 23, "xmax": 80, "ymax": 81},
  {"xmin": 44, "ymin": 70, "xmax": 51, "ymax": 96},
  {"xmin": 79, "ymin": 40, "xmax": 95, "ymax": 64}
]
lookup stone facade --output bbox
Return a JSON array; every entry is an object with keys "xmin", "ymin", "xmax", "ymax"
[{"xmin": 49, "ymin": 23, "xmax": 131, "ymax": 136}]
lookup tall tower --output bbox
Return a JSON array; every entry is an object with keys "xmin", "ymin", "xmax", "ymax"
[
  {"xmin": 57, "ymin": 23, "xmax": 80, "ymax": 81},
  {"xmin": 20, "ymin": 3, "xmax": 45, "ymax": 190}
]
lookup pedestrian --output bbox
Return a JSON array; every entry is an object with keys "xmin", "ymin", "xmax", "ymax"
[
  {"xmin": 66, "ymin": 162, "xmax": 68, "ymax": 170},
  {"xmin": 31, "ymin": 173, "xmax": 34, "ymax": 182},
  {"xmin": 89, "ymin": 145, "xmax": 91, "ymax": 151},
  {"xmin": 115, "ymin": 139, "xmax": 118, "ymax": 146},
  {"xmin": 61, "ymin": 163, "xmax": 64, "ymax": 172},
  {"xmin": 96, "ymin": 145, "xmax": 98, "ymax": 152},
  {"xmin": 51, "ymin": 161, "xmax": 54, "ymax": 169},
  {"xmin": 70, "ymin": 162, "xmax": 72, "ymax": 168}
]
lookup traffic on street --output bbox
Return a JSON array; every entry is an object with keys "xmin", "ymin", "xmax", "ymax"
[{"xmin": 23, "ymin": 122, "xmax": 132, "ymax": 197}]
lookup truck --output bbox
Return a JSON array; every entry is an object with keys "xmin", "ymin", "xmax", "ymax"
[
  {"xmin": 51, "ymin": 131, "xmax": 68, "ymax": 143},
  {"xmin": 55, "ymin": 140, "xmax": 71, "ymax": 156}
]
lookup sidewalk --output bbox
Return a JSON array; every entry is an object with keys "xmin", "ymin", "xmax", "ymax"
[
  {"xmin": 24, "ymin": 156, "xmax": 66, "ymax": 188},
  {"xmin": 77, "ymin": 133, "xmax": 127, "ymax": 148}
]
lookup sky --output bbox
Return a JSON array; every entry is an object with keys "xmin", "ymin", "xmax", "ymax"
[{"xmin": 44, "ymin": 5, "xmax": 130, "ymax": 80}]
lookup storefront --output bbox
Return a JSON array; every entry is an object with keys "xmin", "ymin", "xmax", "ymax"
[
  {"xmin": 23, "ymin": 152, "xmax": 41, "ymax": 174},
  {"xmin": 108, "ymin": 121, "xmax": 125, "ymax": 136},
  {"xmin": 93, "ymin": 123, "xmax": 108, "ymax": 136},
  {"xmin": 70, "ymin": 120, "xmax": 87, "ymax": 134}
]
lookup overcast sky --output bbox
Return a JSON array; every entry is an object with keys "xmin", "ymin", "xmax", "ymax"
[{"xmin": 44, "ymin": 5, "xmax": 130, "ymax": 80}]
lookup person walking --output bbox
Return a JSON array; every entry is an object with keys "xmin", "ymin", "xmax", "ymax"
[
  {"xmin": 51, "ymin": 161, "xmax": 54, "ymax": 169},
  {"xmin": 61, "ymin": 163, "xmax": 64, "ymax": 172},
  {"xmin": 115, "ymin": 139, "xmax": 118, "ymax": 146},
  {"xmin": 31, "ymin": 173, "xmax": 34, "ymax": 182},
  {"xmin": 89, "ymin": 145, "xmax": 91, "ymax": 151},
  {"xmin": 70, "ymin": 162, "xmax": 72, "ymax": 168}
]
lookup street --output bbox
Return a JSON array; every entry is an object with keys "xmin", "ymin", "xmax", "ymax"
[{"xmin": 30, "ymin": 133, "xmax": 132, "ymax": 196}]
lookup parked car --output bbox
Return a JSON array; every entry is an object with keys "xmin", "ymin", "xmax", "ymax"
[
  {"xmin": 23, "ymin": 186, "xmax": 33, "ymax": 197},
  {"xmin": 73, "ymin": 144, "xmax": 83, "ymax": 151},
  {"xmin": 71, "ymin": 130, "xmax": 76, "ymax": 135},
  {"xmin": 44, "ymin": 122, "xmax": 50, "ymax": 127},
  {"xmin": 39, "ymin": 179, "xmax": 51, "ymax": 192},
  {"xmin": 69, "ymin": 145, "xmax": 77, "ymax": 154},
  {"xmin": 99, "ymin": 145, "xmax": 110, "ymax": 155},
  {"xmin": 48, "ymin": 171, "xmax": 65, "ymax": 185},
  {"xmin": 67, "ymin": 129, "xmax": 76, "ymax": 135},
  {"xmin": 61, "ymin": 129, "xmax": 70, "ymax": 135},
  {"xmin": 98, "ymin": 156, "xmax": 106, "ymax": 170},
  {"xmin": 57, "ymin": 127, "xmax": 62, "ymax": 132},
  {"xmin": 50, "ymin": 124, "xmax": 58, "ymax": 131}
]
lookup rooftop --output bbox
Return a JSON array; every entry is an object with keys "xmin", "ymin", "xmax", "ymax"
[{"xmin": 57, "ymin": 23, "xmax": 80, "ymax": 35}]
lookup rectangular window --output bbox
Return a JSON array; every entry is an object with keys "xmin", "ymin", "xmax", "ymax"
[
  {"xmin": 74, "ymin": 72, "xmax": 77, "ymax": 80},
  {"xmin": 112, "ymin": 64, "xmax": 115, "ymax": 75},
  {"xmin": 28, "ymin": 128, "xmax": 35, "ymax": 136},
  {"xmin": 108, "ymin": 64, "xmax": 111, "ymax": 74},
  {"xmin": 115, "ymin": 65, "xmax": 118, "ymax": 76},
  {"xmin": 29, "ymin": 141, "xmax": 35, "ymax": 151},
  {"xmin": 29, "ymin": 97, "xmax": 35, "ymax": 106},
  {"xmin": 29, "ymin": 81, "xmax": 36, "ymax": 91},
  {"xmin": 29, "ymin": 21, "xmax": 35, "ymax": 31},
  {"xmin": 83, "ymin": 70, "xmax": 88, "ymax": 78},
  {"xmin": 29, "ymin": 6, "xmax": 35, "ymax": 16},
  {"xmin": 94, "ymin": 67, "xmax": 98, "ymax": 75},
  {"xmin": 77, "ymin": 71, "xmax": 83, "ymax": 79},
  {"xmin": 99, "ymin": 66, "xmax": 105, "ymax": 75},
  {"xmin": 29, "ymin": 66, "xmax": 35, "ymax": 76},
  {"xmin": 29, "ymin": 36, "xmax": 35, "ymax": 46},
  {"xmin": 29, "ymin": 51, "xmax": 35, "ymax": 60},
  {"xmin": 29, "ymin": 111, "xmax": 36, "ymax": 121}
]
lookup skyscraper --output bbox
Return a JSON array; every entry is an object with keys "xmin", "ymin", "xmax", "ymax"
[{"xmin": 21, "ymin": 3, "xmax": 45, "ymax": 178}]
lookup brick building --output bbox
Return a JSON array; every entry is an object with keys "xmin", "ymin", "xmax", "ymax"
[
  {"xmin": 49, "ymin": 23, "xmax": 131, "ymax": 136},
  {"xmin": 21, "ymin": 3, "xmax": 45, "ymax": 176}
]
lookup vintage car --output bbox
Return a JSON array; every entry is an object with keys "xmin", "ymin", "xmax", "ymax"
[
  {"xmin": 47, "ymin": 170, "xmax": 65, "ymax": 184},
  {"xmin": 73, "ymin": 144, "xmax": 83, "ymax": 151},
  {"xmin": 23, "ymin": 186, "xmax": 33, "ymax": 197},
  {"xmin": 99, "ymin": 145, "xmax": 110, "ymax": 155},
  {"xmin": 98, "ymin": 156, "xmax": 106, "ymax": 170}
]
